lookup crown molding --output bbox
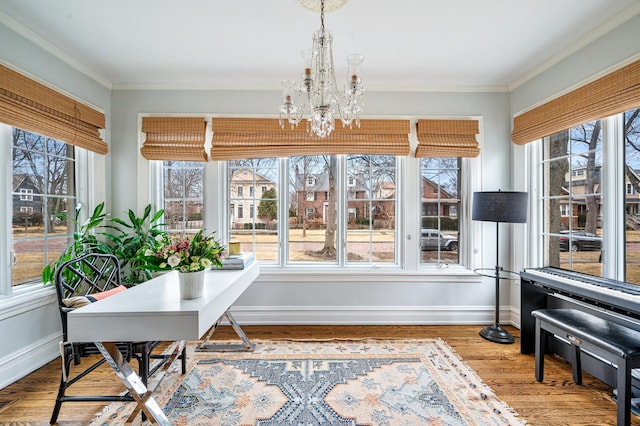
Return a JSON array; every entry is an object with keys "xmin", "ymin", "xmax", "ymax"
[
  {"xmin": 0, "ymin": 10, "xmax": 112, "ymax": 90},
  {"xmin": 508, "ymin": 2, "xmax": 640, "ymax": 91}
]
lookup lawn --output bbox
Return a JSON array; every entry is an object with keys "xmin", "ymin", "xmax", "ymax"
[{"xmin": 11, "ymin": 227, "xmax": 640, "ymax": 286}]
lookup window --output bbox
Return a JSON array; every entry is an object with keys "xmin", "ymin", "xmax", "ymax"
[
  {"xmin": 228, "ymin": 159, "xmax": 279, "ymax": 261},
  {"xmin": 249, "ymin": 187, "xmax": 254, "ymax": 197},
  {"xmin": 162, "ymin": 161, "xmax": 204, "ymax": 234},
  {"xmin": 220, "ymin": 148, "xmax": 480, "ymax": 270},
  {"xmin": 11, "ymin": 127, "xmax": 76, "ymax": 286},
  {"xmin": 225, "ymin": 155, "xmax": 402, "ymax": 266},
  {"xmin": 420, "ymin": 158, "xmax": 461, "ymax": 265},
  {"xmin": 625, "ymin": 108, "xmax": 640, "ymax": 284},
  {"xmin": 540, "ymin": 121, "xmax": 603, "ymax": 276},
  {"xmin": 532, "ymin": 110, "xmax": 640, "ymax": 285},
  {"xmin": 261, "ymin": 186, "xmax": 267, "ymax": 195},
  {"xmin": 345, "ymin": 155, "xmax": 397, "ymax": 264},
  {"xmin": 19, "ymin": 188, "xmax": 34, "ymax": 201}
]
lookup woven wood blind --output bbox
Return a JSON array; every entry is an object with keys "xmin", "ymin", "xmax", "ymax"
[
  {"xmin": 0, "ymin": 65, "xmax": 107, "ymax": 154},
  {"xmin": 211, "ymin": 118, "xmax": 410, "ymax": 160},
  {"xmin": 141, "ymin": 117, "xmax": 208, "ymax": 162},
  {"xmin": 512, "ymin": 59, "xmax": 640, "ymax": 145},
  {"xmin": 415, "ymin": 119, "xmax": 480, "ymax": 158}
]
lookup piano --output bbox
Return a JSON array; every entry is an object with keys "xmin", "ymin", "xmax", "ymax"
[{"xmin": 520, "ymin": 266, "xmax": 640, "ymax": 389}]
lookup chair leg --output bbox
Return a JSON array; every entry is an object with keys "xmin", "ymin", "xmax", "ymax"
[
  {"xmin": 138, "ymin": 346, "xmax": 150, "ymax": 386},
  {"xmin": 50, "ymin": 343, "xmax": 74, "ymax": 425},
  {"xmin": 181, "ymin": 346, "xmax": 187, "ymax": 374}
]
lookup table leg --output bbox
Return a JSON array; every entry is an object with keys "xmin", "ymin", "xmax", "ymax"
[
  {"xmin": 196, "ymin": 310, "xmax": 254, "ymax": 352},
  {"xmin": 96, "ymin": 341, "xmax": 185, "ymax": 425}
]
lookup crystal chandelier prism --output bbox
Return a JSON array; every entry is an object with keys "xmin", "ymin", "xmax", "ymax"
[{"xmin": 279, "ymin": 0, "xmax": 364, "ymax": 138}]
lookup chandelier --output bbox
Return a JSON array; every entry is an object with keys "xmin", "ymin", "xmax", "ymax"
[{"xmin": 279, "ymin": 0, "xmax": 364, "ymax": 138}]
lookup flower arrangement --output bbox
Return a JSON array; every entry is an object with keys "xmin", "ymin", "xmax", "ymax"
[{"xmin": 139, "ymin": 229, "xmax": 225, "ymax": 273}]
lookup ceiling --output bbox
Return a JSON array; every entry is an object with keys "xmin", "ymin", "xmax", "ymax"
[{"xmin": 1, "ymin": 0, "xmax": 639, "ymax": 91}]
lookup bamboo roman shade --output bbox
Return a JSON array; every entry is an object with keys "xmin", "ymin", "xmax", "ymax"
[
  {"xmin": 415, "ymin": 119, "xmax": 480, "ymax": 158},
  {"xmin": 140, "ymin": 117, "xmax": 208, "ymax": 162},
  {"xmin": 211, "ymin": 118, "xmax": 411, "ymax": 160},
  {"xmin": 512, "ymin": 59, "xmax": 640, "ymax": 145},
  {"xmin": 0, "ymin": 64, "xmax": 107, "ymax": 154}
]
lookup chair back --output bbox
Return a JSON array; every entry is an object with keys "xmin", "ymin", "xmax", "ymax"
[{"xmin": 54, "ymin": 253, "xmax": 121, "ymax": 340}]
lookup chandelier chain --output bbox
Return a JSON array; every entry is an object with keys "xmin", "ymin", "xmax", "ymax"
[{"xmin": 279, "ymin": 0, "xmax": 364, "ymax": 138}]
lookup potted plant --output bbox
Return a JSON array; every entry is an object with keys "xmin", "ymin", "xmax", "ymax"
[
  {"xmin": 106, "ymin": 204, "xmax": 168, "ymax": 285},
  {"xmin": 43, "ymin": 202, "xmax": 169, "ymax": 287},
  {"xmin": 42, "ymin": 202, "xmax": 112, "ymax": 285},
  {"xmin": 138, "ymin": 229, "xmax": 225, "ymax": 299}
]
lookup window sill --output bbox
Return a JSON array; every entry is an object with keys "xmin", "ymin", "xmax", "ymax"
[
  {"xmin": 0, "ymin": 284, "xmax": 56, "ymax": 321},
  {"xmin": 259, "ymin": 265, "xmax": 481, "ymax": 283}
]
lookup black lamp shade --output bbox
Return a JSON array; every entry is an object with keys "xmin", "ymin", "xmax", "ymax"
[{"xmin": 472, "ymin": 191, "xmax": 528, "ymax": 223}]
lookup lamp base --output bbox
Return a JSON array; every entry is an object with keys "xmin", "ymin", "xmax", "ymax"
[{"xmin": 479, "ymin": 324, "xmax": 515, "ymax": 344}]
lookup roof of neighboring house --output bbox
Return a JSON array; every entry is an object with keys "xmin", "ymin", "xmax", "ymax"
[
  {"xmin": 421, "ymin": 176, "xmax": 455, "ymax": 200},
  {"xmin": 13, "ymin": 174, "xmax": 36, "ymax": 191},
  {"xmin": 230, "ymin": 168, "xmax": 276, "ymax": 185}
]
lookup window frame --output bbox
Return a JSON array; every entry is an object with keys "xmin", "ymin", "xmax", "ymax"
[
  {"xmin": 145, "ymin": 116, "xmax": 482, "ymax": 279},
  {"xmin": 527, "ymin": 113, "xmax": 628, "ymax": 281},
  {"xmin": 1, "ymin": 123, "xmax": 94, "ymax": 299}
]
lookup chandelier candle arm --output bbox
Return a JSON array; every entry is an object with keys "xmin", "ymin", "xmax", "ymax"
[{"xmin": 279, "ymin": 0, "xmax": 364, "ymax": 138}]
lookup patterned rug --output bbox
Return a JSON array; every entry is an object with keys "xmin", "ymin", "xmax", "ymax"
[{"xmin": 91, "ymin": 339, "xmax": 526, "ymax": 425}]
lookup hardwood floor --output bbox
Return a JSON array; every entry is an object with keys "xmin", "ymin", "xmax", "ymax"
[{"xmin": 0, "ymin": 325, "xmax": 632, "ymax": 425}]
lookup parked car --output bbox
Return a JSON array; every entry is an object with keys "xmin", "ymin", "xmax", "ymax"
[
  {"xmin": 558, "ymin": 230, "xmax": 602, "ymax": 252},
  {"xmin": 421, "ymin": 229, "xmax": 458, "ymax": 251}
]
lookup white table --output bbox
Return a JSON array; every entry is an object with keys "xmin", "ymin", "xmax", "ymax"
[
  {"xmin": 68, "ymin": 262, "xmax": 259, "ymax": 342},
  {"xmin": 66, "ymin": 262, "xmax": 259, "ymax": 425}
]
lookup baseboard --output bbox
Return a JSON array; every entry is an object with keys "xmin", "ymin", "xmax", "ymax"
[
  {"xmin": 229, "ymin": 305, "xmax": 514, "ymax": 325},
  {"xmin": 0, "ymin": 306, "xmax": 520, "ymax": 390},
  {"xmin": 0, "ymin": 332, "xmax": 60, "ymax": 390}
]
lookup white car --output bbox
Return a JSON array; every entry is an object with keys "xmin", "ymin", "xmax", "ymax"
[{"xmin": 420, "ymin": 229, "xmax": 458, "ymax": 251}]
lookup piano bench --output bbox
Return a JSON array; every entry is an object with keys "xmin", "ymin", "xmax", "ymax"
[{"xmin": 532, "ymin": 308, "xmax": 640, "ymax": 426}]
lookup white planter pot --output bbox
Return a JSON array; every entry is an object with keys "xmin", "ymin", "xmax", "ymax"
[{"xmin": 178, "ymin": 270, "xmax": 205, "ymax": 299}]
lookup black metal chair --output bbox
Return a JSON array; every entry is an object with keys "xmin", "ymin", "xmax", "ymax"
[{"xmin": 50, "ymin": 253, "xmax": 186, "ymax": 425}]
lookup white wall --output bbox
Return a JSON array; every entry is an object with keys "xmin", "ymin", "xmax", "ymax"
[
  {"xmin": 0, "ymin": 21, "xmax": 111, "ymax": 388},
  {"xmin": 510, "ymin": 13, "xmax": 640, "ymax": 117},
  {"xmin": 2, "ymin": 10, "xmax": 639, "ymax": 388},
  {"xmin": 111, "ymin": 89, "xmax": 515, "ymax": 326},
  {"xmin": 508, "ymin": 12, "xmax": 640, "ymax": 320}
]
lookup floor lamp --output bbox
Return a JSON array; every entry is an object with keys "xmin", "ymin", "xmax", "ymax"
[{"xmin": 472, "ymin": 190, "xmax": 528, "ymax": 344}]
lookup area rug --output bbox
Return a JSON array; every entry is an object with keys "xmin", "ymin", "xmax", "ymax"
[{"xmin": 91, "ymin": 339, "xmax": 525, "ymax": 425}]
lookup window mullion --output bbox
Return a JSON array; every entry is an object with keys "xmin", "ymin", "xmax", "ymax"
[
  {"xmin": 1, "ymin": 124, "xmax": 12, "ymax": 295},
  {"xmin": 602, "ymin": 115, "xmax": 624, "ymax": 280},
  {"xmin": 337, "ymin": 155, "xmax": 346, "ymax": 267}
]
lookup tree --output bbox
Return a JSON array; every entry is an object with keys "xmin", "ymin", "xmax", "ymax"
[
  {"xmin": 317, "ymin": 155, "xmax": 337, "ymax": 258},
  {"xmin": 571, "ymin": 121, "xmax": 601, "ymax": 234},
  {"xmin": 257, "ymin": 188, "xmax": 277, "ymax": 222},
  {"xmin": 290, "ymin": 156, "xmax": 322, "ymax": 238},
  {"xmin": 12, "ymin": 129, "xmax": 74, "ymax": 232},
  {"xmin": 548, "ymin": 130, "xmax": 570, "ymax": 267},
  {"xmin": 624, "ymin": 109, "xmax": 640, "ymax": 194}
]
